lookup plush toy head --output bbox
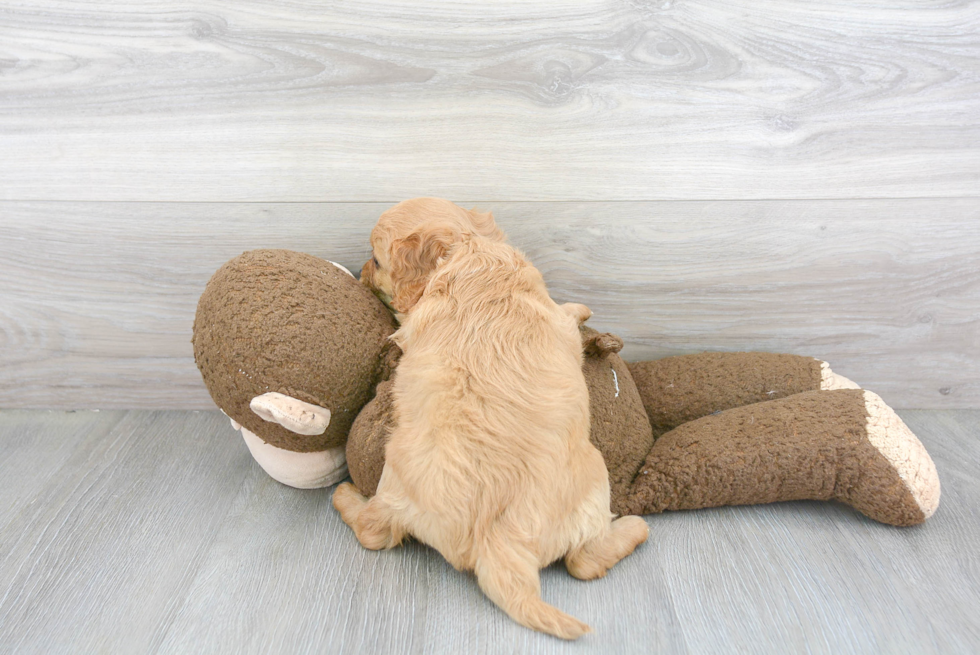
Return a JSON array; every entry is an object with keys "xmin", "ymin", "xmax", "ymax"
[{"xmin": 193, "ymin": 249, "xmax": 398, "ymax": 485}]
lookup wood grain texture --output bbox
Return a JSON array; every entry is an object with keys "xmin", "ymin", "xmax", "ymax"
[
  {"xmin": 2, "ymin": 199, "xmax": 977, "ymax": 409},
  {"xmin": 0, "ymin": 410, "xmax": 123, "ymax": 530},
  {"xmin": 1, "ymin": 0, "xmax": 978, "ymax": 201},
  {"xmin": 0, "ymin": 409, "xmax": 978, "ymax": 653},
  {"xmin": 0, "ymin": 410, "xmax": 251, "ymax": 654}
]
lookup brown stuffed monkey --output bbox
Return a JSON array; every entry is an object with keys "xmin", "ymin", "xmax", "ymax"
[{"xmin": 194, "ymin": 250, "xmax": 940, "ymax": 526}]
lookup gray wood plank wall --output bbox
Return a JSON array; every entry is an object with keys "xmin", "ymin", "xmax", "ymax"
[
  {"xmin": 2, "ymin": 0, "xmax": 978, "ymax": 201},
  {"xmin": 1, "ymin": 1, "xmax": 978, "ymax": 409}
]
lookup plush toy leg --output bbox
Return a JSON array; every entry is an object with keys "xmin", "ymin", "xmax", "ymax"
[
  {"xmin": 628, "ymin": 353, "xmax": 857, "ymax": 437},
  {"xmin": 617, "ymin": 389, "xmax": 940, "ymax": 526}
]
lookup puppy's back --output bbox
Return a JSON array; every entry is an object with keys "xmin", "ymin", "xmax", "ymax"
[{"xmin": 389, "ymin": 237, "xmax": 598, "ymax": 551}]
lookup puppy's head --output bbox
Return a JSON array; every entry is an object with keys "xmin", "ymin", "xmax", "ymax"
[{"xmin": 362, "ymin": 198, "xmax": 505, "ymax": 314}]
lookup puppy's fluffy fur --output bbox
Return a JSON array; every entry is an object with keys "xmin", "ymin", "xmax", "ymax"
[
  {"xmin": 358, "ymin": 197, "xmax": 505, "ymax": 315},
  {"xmin": 334, "ymin": 198, "xmax": 648, "ymax": 640}
]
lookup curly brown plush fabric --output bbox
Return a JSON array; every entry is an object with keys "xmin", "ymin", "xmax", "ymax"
[
  {"xmin": 578, "ymin": 327, "xmax": 654, "ymax": 515},
  {"xmin": 619, "ymin": 389, "xmax": 928, "ymax": 526},
  {"xmin": 629, "ymin": 353, "xmax": 824, "ymax": 437},
  {"xmin": 346, "ymin": 379, "xmax": 394, "ymax": 497},
  {"xmin": 193, "ymin": 249, "xmax": 397, "ymax": 452}
]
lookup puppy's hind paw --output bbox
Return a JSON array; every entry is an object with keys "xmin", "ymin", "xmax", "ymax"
[{"xmin": 332, "ymin": 482, "xmax": 368, "ymax": 522}]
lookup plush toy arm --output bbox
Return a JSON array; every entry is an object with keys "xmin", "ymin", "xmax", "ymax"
[
  {"xmin": 616, "ymin": 389, "xmax": 940, "ymax": 526},
  {"xmin": 628, "ymin": 353, "xmax": 857, "ymax": 437},
  {"xmin": 346, "ymin": 380, "xmax": 396, "ymax": 496}
]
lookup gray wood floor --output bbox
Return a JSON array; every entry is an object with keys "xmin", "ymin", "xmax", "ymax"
[{"xmin": 1, "ymin": 409, "xmax": 977, "ymax": 654}]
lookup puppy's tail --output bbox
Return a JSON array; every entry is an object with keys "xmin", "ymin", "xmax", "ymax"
[{"xmin": 474, "ymin": 541, "xmax": 591, "ymax": 640}]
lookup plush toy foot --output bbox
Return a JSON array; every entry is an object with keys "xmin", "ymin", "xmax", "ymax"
[
  {"xmin": 238, "ymin": 426, "xmax": 348, "ymax": 489},
  {"xmin": 819, "ymin": 360, "xmax": 860, "ymax": 390},
  {"xmin": 618, "ymin": 389, "xmax": 940, "ymax": 526},
  {"xmin": 858, "ymin": 391, "xmax": 940, "ymax": 521}
]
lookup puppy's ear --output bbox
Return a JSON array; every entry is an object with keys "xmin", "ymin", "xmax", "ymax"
[
  {"xmin": 467, "ymin": 208, "xmax": 506, "ymax": 241},
  {"xmin": 388, "ymin": 226, "xmax": 456, "ymax": 313}
]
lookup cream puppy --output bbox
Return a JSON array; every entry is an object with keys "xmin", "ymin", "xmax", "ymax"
[{"xmin": 334, "ymin": 198, "xmax": 648, "ymax": 639}]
